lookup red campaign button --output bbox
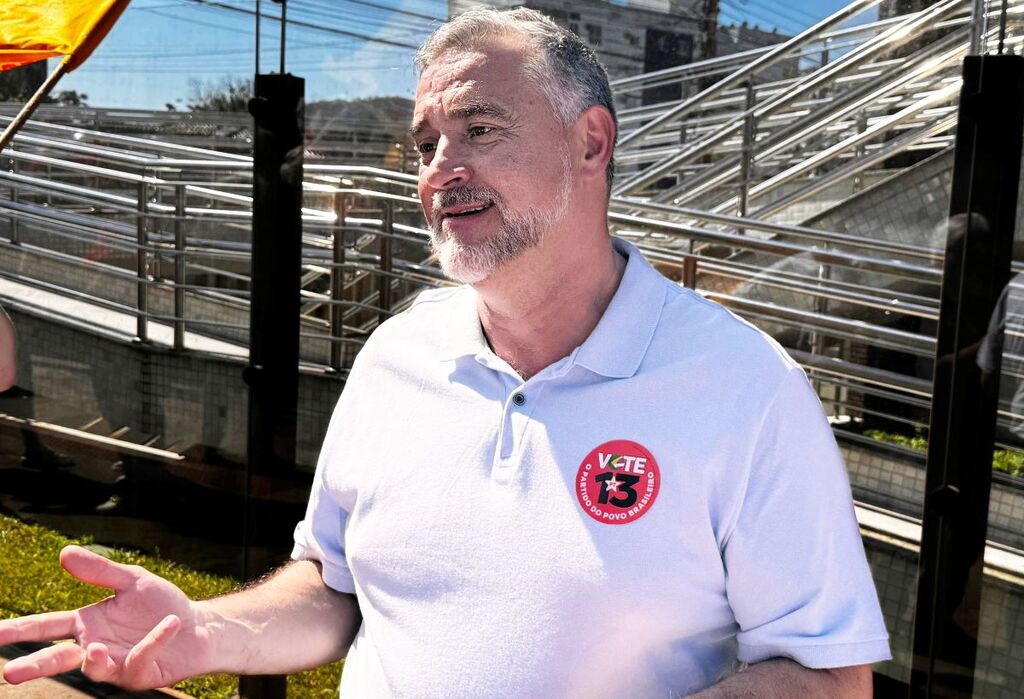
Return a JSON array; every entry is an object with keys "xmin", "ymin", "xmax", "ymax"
[{"xmin": 575, "ymin": 439, "xmax": 660, "ymax": 525}]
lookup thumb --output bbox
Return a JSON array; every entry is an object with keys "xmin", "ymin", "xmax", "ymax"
[{"xmin": 60, "ymin": 545, "xmax": 140, "ymax": 592}]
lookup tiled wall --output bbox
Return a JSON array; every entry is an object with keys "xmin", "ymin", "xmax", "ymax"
[
  {"xmin": 5, "ymin": 306, "xmax": 340, "ymax": 469},
  {"xmin": 805, "ymin": 148, "xmax": 954, "ymax": 249},
  {"xmin": 841, "ymin": 438, "xmax": 1024, "ymax": 552},
  {"xmin": 871, "ymin": 542, "xmax": 1024, "ymax": 698},
  {"xmin": 865, "ymin": 536, "xmax": 917, "ymax": 686}
]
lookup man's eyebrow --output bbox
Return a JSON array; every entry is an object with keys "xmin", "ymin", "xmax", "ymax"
[
  {"xmin": 409, "ymin": 119, "xmax": 428, "ymax": 140},
  {"xmin": 450, "ymin": 102, "xmax": 511, "ymax": 121},
  {"xmin": 408, "ymin": 102, "xmax": 512, "ymax": 140}
]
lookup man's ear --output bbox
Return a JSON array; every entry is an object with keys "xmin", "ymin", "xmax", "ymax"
[{"xmin": 577, "ymin": 105, "xmax": 616, "ymax": 183}]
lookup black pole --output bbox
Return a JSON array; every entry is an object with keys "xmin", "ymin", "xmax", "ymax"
[
  {"xmin": 254, "ymin": 0, "xmax": 260, "ymax": 75},
  {"xmin": 240, "ymin": 72, "xmax": 304, "ymax": 699},
  {"xmin": 279, "ymin": 0, "xmax": 287, "ymax": 74},
  {"xmin": 909, "ymin": 54, "xmax": 1024, "ymax": 698}
]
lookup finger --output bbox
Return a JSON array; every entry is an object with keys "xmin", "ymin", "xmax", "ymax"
[
  {"xmin": 124, "ymin": 615, "xmax": 181, "ymax": 677},
  {"xmin": 0, "ymin": 610, "xmax": 79, "ymax": 645},
  {"xmin": 2, "ymin": 641, "xmax": 84, "ymax": 685},
  {"xmin": 60, "ymin": 545, "xmax": 140, "ymax": 592},
  {"xmin": 81, "ymin": 642, "xmax": 118, "ymax": 684}
]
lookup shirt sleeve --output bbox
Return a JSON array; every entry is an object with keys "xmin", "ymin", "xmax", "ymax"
[
  {"xmin": 722, "ymin": 366, "xmax": 892, "ymax": 668},
  {"xmin": 291, "ymin": 399, "xmax": 357, "ymax": 595}
]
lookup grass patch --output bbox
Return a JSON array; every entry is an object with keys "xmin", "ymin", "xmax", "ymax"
[
  {"xmin": 864, "ymin": 429, "xmax": 1024, "ymax": 478},
  {"xmin": 0, "ymin": 514, "xmax": 342, "ymax": 697}
]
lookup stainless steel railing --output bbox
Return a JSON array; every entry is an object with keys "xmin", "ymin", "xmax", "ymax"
[{"xmin": 2, "ymin": 0, "xmax": 1024, "ymax": 452}]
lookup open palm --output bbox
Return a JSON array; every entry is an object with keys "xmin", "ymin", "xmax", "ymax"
[{"xmin": 0, "ymin": 545, "xmax": 212, "ymax": 690}]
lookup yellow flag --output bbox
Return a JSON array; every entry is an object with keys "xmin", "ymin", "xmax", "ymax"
[{"xmin": 0, "ymin": 0, "xmax": 131, "ymax": 73}]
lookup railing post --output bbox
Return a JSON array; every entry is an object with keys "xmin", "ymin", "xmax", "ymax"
[
  {"xmin": 136, "ymin": 178, "xmax": 149, "ymax": 343},
  {"xmin": 173, "ymin": 184, "xmax": 186, "ymax": 350},
  {"xmin": 969, "ymin": 0, "xmax": 988, "ymax": 56},
  {"xmin": 682, "ymin": 256, "xmax": 698, "ymax": 290},
  {"xmin": 378, "ymin": 202, "xmax": 393, "ymax": 327},
  {"xmin": 809, "ymin": 245, "xmax": 831, "ymax": 399},
  {"xmin": 737, "ymin": 79, "xmax": 757, "ymax": 227},
  {"xmin": 853, "ymin": 111, "xmax": 868, "ymax": 192},
  {"xmin": 9, "ymin": 152, "xmax": 19, "ymax": 245},
  {"xmin": 818, "ymin": 38, "xmax": 831, "ymax": 101},
  {"xmin": 330, "ymin": 192, "xmax": 347, "ymax": 371}
]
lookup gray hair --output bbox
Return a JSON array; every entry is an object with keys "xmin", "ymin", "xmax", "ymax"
[{"xmin": 416, "ymin": 7, "xmax": 617, "ymax": 188}]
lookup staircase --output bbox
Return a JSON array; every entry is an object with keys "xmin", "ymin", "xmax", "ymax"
[{"xmin": 1, "ymin": 0, "xmax": 1022, "ymax": 452}]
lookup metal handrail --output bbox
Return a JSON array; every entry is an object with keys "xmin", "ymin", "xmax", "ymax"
[
  {"xmin": 0, "ymin": 113, "xmax": 252, "ymax": 162},
  {"xmin": 4, "ymin": 0, "xmax": 1016, "ymax": 454},
  {"xmin": 727, "ymin": 83, "xmax": 961, "ymax": 215},
  {"xmin": 750, "ymin": 113, "xmax": 959, "ymax": 219},
  {"xmin": 610, "ymin": 197, "xmax": 944, "ymax": 261},
  {"xmin": 648, "ymin": 30, "xmax": 969, "ymax": 206},
  {"xmin": 609, "ymin": 14, "xmax": 909, "ymax": 91},
  {"xmin": 614, "ymin": 0, "xmax": 969, "ymax": 195},
  {"xmin": 615, "ymin": 0, "xmax": 885, "ymax": 149},
  {"xmin": 612, "ymin": 212, "xmax": 942, "ymax": 283}
]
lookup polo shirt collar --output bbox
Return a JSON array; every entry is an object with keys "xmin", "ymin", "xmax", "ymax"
[
  {"xmin": 437, "ymin": 237, "xmax": 667, "ymax": 378},
  {"xmin": 574, "ymin": 237, "xmax": 666, "ymax": 378},
  {"xmin": 437, "ymin": 284, "xmax": 490, "ymax": 361}
]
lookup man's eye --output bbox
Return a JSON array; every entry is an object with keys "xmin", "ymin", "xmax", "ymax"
[
  {"xmin": 417, "ymin": 142, "xmax": 436, "ymax": 155},
  {"xmin": 467, "ymin": 125, "xmax": 493, "ymax": 138}
]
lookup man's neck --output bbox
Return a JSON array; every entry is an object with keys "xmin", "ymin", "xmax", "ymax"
[{"xmin": 474, "ymin": 233, "xmax": 626, "ymax": 380}]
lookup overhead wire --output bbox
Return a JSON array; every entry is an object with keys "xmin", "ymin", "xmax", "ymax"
[
  {"xmin": 133, "ymin": 5, "xmax": 256, "ymax": 36},
  {"xmin": 719, "ymin": 0, "xmax": 805, "ymax": 33},
  {"xmin": 730, "ymin": 0, "xmax": 822, "ymax": 25},
  {"xmin": 290, "ymin": 0, "xmax": 443, "ymax": 24},
  {"xmin": 182, "ymin": 0, "xmax": 423, "ymax": 50},
  {"xmin": 284, "ymin": 0, "xmax": 438, "ymax": 39}
]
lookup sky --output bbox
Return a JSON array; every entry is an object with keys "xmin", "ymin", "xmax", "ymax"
[{"xmin": 57, "ymin": 0, "xmax": 874, "ymax": 111}]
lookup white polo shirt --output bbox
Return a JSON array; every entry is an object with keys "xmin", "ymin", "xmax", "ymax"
[{"xmin": 292, "ymin": 238, "xmax": 891, "ymax": 697}]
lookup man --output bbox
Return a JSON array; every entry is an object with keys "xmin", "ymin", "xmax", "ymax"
[{"xmin": 0, "ymin": 8, "xmax": 889, "ymax": 696}]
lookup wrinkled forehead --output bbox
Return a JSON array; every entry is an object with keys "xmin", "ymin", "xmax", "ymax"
[{"xmin": 414, "ymin": 41, "xmax": 531, "ymax": 115}]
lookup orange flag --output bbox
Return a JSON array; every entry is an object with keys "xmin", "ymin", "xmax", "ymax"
[{"xmin": 0, "ymin": 0, "xmax": 131, "ymax": 73}]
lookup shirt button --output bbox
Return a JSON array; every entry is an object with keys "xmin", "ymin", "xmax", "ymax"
[{"xmin": 512, "ymin": 392, "xmax": 526, "ymax": 406}]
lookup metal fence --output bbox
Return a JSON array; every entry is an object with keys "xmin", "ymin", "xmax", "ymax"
[{"xmin": 1, "ymin": 0, "xmax": 1023, "ymax": 460}]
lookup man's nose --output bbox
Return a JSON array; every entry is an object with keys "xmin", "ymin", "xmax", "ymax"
[{"xmin": 421, "ymin": 137, "xmax": 471, "ymax": 190}]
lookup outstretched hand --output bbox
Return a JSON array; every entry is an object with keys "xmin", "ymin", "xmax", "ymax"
[{"xmin": 0, "ymin": 545, "xmax": 211, "ymax": 690}]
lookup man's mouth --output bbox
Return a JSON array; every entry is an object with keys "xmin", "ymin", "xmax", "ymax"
[{"xmin": 443, "ymin": 203, "xmax": 493, "ymax": 219}]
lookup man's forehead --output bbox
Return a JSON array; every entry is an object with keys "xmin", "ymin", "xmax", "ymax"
[
  {"xmin": 411, "ymin": 45, "xmax": 527, "ymax": 133},
  {"xmin": 418, "ymin": 36, "xmax": 528, "ymax": 85},
  {"xmin": 416, "ymin": 48, "xmax": 490, "ymax": 95}
]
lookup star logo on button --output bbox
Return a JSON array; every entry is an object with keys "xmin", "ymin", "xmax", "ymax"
[{"xmin": 575, "ymin": 439, "xmax": 661, "ymax": 525}]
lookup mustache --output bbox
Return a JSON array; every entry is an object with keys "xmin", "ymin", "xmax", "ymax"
[{"xmin": 431, "ymin": 186, "xmax": 502, "ymax": 219}]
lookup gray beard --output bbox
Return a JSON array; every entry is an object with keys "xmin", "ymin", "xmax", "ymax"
[
  {"xmin": 429, "ymin": 156, "xmax": 572, "ymax": 284},
  {"xmin": 430, "ymin": 189, "xmax": 548, "ymax": 284}
]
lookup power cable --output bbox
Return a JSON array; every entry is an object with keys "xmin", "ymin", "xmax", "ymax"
[
  {"xmin": 719, "ymin": 0, "xmax": 803, "ymax": 33},
  {"xmin": 91, "ymin": 37, "xmax": 408, "ymax": 61},
  {"xmin": 182, "ymin": 0, "xmax": 422, "ymax": 50},
  {"xmin": 135, "ymin": 5, "xmax": 256, "ymax": 36},
  {"xmin": 285, "ymin": 0, "xmax": 438, "ymax": 38},
  {"xmin": 732, "ymin": 0, "xmax": 821, "ymax": 25},
  {"xmin": 290, "ymin": 0, "xmax": 443, "ymax": 24}
]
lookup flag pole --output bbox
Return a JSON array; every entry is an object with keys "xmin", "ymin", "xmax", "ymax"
[{"xmin": 0, "ymin": 59, "xmax": 69, "ymax": 153}]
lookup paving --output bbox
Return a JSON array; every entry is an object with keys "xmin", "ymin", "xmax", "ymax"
[{"xmin": 0, "ymin": 645, "xmax": 189, "ymax": 699}]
